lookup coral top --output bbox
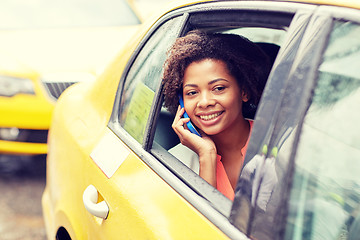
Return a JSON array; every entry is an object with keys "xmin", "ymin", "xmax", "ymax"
[{"xmin": 216, "ymin": 120, "xmax": 253, "ymax": 200}]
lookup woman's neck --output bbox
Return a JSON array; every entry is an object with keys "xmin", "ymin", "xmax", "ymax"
[{"xmin": 213, "ymin": 117, "xmax": 250, "ymax": 157}]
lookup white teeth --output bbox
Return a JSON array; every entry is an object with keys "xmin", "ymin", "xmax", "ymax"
[{"xmin": 199, "ymin": 112, "xmax": 221, "ymax": 121}]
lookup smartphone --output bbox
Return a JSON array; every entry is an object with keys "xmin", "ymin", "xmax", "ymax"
[{"xmin": 178, "ymin": 95, "xmax": 201, "ymax": 137}]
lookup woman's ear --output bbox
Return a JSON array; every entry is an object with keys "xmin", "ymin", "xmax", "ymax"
[{"xmin": 242, "ymin": 91, "xmax": 249, "ymax": 102}]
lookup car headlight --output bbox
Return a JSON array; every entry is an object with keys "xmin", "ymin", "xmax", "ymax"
[
  {"xmin": 0, "ymin": 127, "xmax": 20, "ymax": 141},
  {"xmin": 0, "ymin": 75, "xmax": 35, "ymax": 97}
]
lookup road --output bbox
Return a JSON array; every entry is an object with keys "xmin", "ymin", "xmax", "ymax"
[{"xmin": 0, "ymin": 155, "xmax": 47, "ymax": 240}]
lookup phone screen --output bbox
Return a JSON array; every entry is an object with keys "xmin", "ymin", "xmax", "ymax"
[{"xmin": 178, "ymin": 95, "xmax": 201, "ymax": 137}]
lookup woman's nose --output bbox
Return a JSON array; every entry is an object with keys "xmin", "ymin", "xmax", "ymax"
[{"xmin": 197, "ymin": 93, "xmax": 215, "ymax": 108}]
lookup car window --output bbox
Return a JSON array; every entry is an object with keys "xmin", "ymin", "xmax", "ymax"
[
  {"xmin": 153, "ymin": 26, "xmax": 286, "ymax": 151},
  {"xmin": 284, "ymin": 20, "xmax": 360, "ymax": 240},
  {"xmin": 164, "ymin": 25, "xmax": 285, "ymax": 165},
  {"xmin": 224, "ymin": 27, "xmax": 287, "ymax": 46},
  {"xmin": 153, "ymin": 25, "xmax": 286, "ymax": 151},
  {"xmin": 119, "ymin": 17, "xmax": 182, "ymax": 144},
  {"xmin": 150, "ymin": 8, "xmax": 299, "ymax": 220}
]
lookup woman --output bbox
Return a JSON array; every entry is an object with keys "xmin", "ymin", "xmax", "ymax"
[{"xmin": 162, "ymin": 30, "xmax": 270, "ymax": 200}]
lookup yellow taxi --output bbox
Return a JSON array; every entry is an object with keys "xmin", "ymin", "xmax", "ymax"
[
  {"xmin": 0, "ymin": 0, "xmax": 140, "ymax": 161},
  {"xmin": 43, "ymin": 0, "xmax": 360, "ymax": 239}
]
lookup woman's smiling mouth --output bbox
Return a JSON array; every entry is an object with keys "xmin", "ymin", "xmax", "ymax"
[{"xmin": 198, "ymin": 111, "xmax": 223, "ymax": 121}]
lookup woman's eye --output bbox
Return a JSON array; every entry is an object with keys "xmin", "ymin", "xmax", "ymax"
[
  {"xmin": 186, "ymin": 91, "xmax": 197, "ymax": 96},
  {"xmin": 214, "ymin": 86, "xmax": 226, "ymax": 92}
]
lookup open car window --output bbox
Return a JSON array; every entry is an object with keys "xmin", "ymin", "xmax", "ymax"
[
  {"xmin": 159, "ymin": 26, "xmax": 285, "ymax": 171},
  {"xmin": 150, "ymin": 6, "xmax": 298, "ymax": 221},
  {"xmin": 224, "ymin": 27, "xmax": 286, "ymax": 45},
  {"xmin": 153, "ymin": 10, "xmax": 292, "ymax": 148}
]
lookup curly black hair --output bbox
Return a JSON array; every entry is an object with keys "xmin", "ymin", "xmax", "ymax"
[{"xmin": 162, "ymin": 30, "xmax": 271, "ymax": 117}]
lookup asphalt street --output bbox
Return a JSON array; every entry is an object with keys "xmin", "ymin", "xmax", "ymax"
[{"xmin": 0, "ymin": 155, "xmax": 47, "ymax": 240}]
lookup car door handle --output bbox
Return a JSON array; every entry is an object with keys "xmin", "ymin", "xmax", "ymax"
[{"xmin": 83, "ymin": 185, "xmax": 109, "ymax": 219}]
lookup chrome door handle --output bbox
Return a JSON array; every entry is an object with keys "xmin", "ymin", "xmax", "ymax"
[{"xmin": 83, "ymin": 185, "xmax": 109, "ymax": 219}]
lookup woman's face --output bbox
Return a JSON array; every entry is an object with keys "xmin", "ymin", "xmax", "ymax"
[{"xmin": 182, "ymin": 59, "xmax": 247, "ymax": 136}]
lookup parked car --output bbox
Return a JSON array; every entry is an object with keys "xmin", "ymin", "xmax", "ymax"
[
  {"xmin": 42, "ymin": 0, "xmax": 360, "ymax": 239},
  {"xmin": 0, "ymin": 0, "xmax": 141, "ymax": 163}
]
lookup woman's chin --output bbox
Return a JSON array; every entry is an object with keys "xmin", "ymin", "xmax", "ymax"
[{"xmin": 200, "ymin": 127, "xmax": 222, "ymax": 136}]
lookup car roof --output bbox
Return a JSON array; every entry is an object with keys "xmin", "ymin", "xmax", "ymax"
[
  {"xmin": 168, "ymin": 0, "xmax": 360, "ymax": 11},
  {"xmin": 273, "ymin": 0, "xmax": 360, "ymax": 9}
]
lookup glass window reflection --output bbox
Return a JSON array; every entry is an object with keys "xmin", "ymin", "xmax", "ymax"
[
  {"xmin": 285, "ymin": 21, "xmax": 360, "ymax": 240},
  {"xmin": 119, "ymin": 17, "xmax": 182, "ymax": 143}
]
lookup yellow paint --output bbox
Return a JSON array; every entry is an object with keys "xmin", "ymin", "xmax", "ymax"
[
  {"xmin": 0, "ymin": 140, "xmax": 47, "ymax": 155},
  {"xmin": 0, "ymin": 70, "xmax": 54, "ymax": 154}
]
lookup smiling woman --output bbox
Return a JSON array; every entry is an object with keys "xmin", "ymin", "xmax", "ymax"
[{"xmin": 162, "ymin": 30, "xmax": 271, "ymax": 199}]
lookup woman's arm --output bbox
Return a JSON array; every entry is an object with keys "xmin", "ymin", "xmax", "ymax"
[{"xmin": 172, "ymin": 106, "xmax": 217, "ymax": 187}]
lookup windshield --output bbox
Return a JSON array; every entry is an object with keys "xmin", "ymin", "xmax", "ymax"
[{"xmin": 0, "ymin": 0, "xmax": 140, "ymax": 30}]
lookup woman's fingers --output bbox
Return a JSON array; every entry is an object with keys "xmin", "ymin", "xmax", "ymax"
[
  {"xmin": 172, "ymin": 106, "xmax": 185, "ymax": 134},
  {"xmin": 172, "ymin": 105, "xmax": 198, "ymax": 142},
  {"xmin": 172, "ymin": 106, "xmax": 191, "ymax": 130},
  {"xmin": 174, "ymin": 105, "xmax": 184, "ymax": 120}
]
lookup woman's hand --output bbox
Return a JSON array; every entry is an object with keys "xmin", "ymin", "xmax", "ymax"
[{"xmin": 172, "ymin": 106, "xmax": 217, "ymax": 187}]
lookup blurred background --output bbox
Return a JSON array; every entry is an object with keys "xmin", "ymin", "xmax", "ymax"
[{"xmin": 0, "ymin": 0, "xmax": 166, "ymax": 239}]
